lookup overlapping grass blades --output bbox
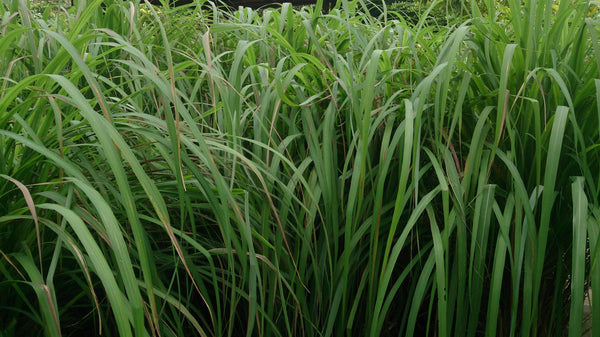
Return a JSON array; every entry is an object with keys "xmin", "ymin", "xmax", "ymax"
[{"xmin": 1, "ymin": 0, "xmax": 599, "ymax": 335}]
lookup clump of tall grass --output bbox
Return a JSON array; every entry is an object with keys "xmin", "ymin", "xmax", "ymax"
[{"xmin": 0, "ymin": 0, "xmax": 599, "ymax": 336}]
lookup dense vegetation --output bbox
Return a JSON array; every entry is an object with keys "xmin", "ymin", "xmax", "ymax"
[{"xmin": 1, "ymin": 0, "xmax": 599, "ymax": 335}]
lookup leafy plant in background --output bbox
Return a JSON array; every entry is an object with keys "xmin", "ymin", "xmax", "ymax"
[
  {"xmin": 0, "ymin": 0, "xmax": 599, "ymax": 336},
  {"xmin": 379, "ymin": 0, "xmax": 447, "ymax": 25}
]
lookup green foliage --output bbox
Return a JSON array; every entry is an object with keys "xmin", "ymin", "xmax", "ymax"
[
  {"xmin": 0, "ymin": 0, "xmax": 599, "ymax": 336},
  {"xmin": 384, "ymin": 0, "xmax": 448, "ymax": 25}
]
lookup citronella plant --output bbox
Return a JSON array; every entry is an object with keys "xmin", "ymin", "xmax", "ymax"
[{"xmin": 1, "ymin": 0, "xmax": 599, "ymax": 336}]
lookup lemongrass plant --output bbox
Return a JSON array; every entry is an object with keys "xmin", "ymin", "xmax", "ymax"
[{"xmin": 0, "ymin": 0, "xmax": 598, "ymax": 336}]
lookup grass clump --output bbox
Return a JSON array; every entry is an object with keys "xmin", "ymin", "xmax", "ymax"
[{"xmin": 0, "ymin": 0, "xmax": 599, "ymax": 336}]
